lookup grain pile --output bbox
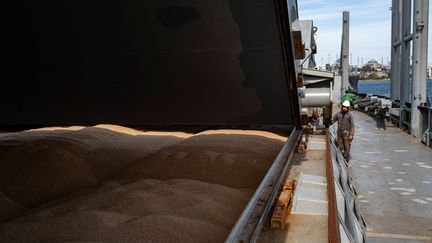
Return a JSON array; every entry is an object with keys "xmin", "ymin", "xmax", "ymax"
[
  {"xmin": 121, "ymin": 130, "xmax": 287, "ymax": 188},
  {"xmin": 0, "ymin": 126, "xmax": 286, "ymax": 242},
  {"xmin": 0, "ymin": 126, "xmax": 188, "ymax": 221}
]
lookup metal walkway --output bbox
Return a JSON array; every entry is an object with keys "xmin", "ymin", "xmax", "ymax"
[{"xmin": 349, "ymin": 110, "xmax": 432, "ymax": 242}]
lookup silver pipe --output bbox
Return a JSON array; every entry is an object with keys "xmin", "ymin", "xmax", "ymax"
[{"xmin": 300, "ymin": 87, "xmax": 331, "ymax": 107}]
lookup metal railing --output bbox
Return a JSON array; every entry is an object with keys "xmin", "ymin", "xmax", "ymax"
[
  {"xmin": 419, "ymin": 105, "xmax": 432, "ymax": 147},
  {"xmin": 328, "ymin": 126, "xmax": 367, "ymax": 243},
  {"xmin": 349, "ymin": 91, "xmax": 432, "ymax": 148}
]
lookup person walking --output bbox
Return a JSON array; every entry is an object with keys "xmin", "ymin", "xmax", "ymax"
[{"xmin": 332, "ymin": 100, "xmax": 355, "ymax": 161}]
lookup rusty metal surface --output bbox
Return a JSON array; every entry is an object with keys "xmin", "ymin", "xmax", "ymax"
[
  {"xmin": 3, "ymin": 0, "xmax": 300, "ymax": 127},
  {"xmin": 326, "ymin": 129, "xmax": 341, "ymax": 243}
]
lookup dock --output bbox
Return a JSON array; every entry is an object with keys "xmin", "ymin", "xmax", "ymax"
[
  {"xmin": 2, "ymin": 0, "xmax": 432, "ymax": 242},
  {"xmin": 349, "ymin": 110, "xmax": 432, "ymax": 242}
]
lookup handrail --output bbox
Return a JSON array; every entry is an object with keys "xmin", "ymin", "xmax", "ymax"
[{"xmin": 326, "ymin": 129, "xmax": 340, "ymax": 243}]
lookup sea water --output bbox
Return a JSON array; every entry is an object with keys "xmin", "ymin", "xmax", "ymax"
[{"xmin": 358, "ymin": 79, "xmax": 432, "ymax": 102}]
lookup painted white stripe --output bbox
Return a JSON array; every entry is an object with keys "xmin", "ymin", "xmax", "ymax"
[
  {"xmin": 368, "ymin": 232, "xmax": 432, "ymax": 241},
  {"xmin": 413, "ymin": 198, "xmax": 429, "ymax": 204},
  {"xmin": 364, "ymin": 151, "xmax": 381, "ymax": 154},
  {"xmin": 297, "ymin": 198, "xmax": 328, "ymax": 204},
  {"xmin": 390, "ymin": 187, "xmax": 416, "ymax": 193},
  {"xmin": 418, "ymin": 164, "xmax": 432, "ymax": 169}
]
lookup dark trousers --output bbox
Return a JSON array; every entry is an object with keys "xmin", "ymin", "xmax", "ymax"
[{"xmin": 338, "ymin": 130, "xmax": 352, "ymax": 160}]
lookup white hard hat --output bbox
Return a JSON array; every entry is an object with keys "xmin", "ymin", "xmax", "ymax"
[{"xmin": 342, "ymin": 100, "xmax": 351, "ymax": 107}]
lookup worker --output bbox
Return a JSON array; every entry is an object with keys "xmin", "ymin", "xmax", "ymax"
[{"xmin": 332, "ymin": 100, "xmax": 355, "ymax": 161}]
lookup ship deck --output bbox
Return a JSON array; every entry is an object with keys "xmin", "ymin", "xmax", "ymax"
[{"xmin": 349, "ymin": 110, "xmax": 432, "ymax": 242}]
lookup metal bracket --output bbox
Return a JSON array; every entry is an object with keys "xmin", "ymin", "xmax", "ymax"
[
  {"xmin": 416, "ymin": 22, "xmax": 425, "ymax": 31},
  {"xmin": 404, "ymin": 34, "xmax": 413, "ymax": 42},
  {"xmin": 299, "ymin": 48, "xmax": 312, "ymax": 67},
  {"xmin": 393, "ymin": 40, "xmax": 402, "ymax": 47}
]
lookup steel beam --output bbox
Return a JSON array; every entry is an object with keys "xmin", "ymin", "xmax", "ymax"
[
  {"xmin": 411, "ymin": 0, "xmax": 429, "ymax": 138},
  {"xmin": 341, "ymin": 11, "xmax": 350, "ymax": 95},
  {"xmin": 400, "ymin": 0, "xmax": 411, "ymax": 110},
  {"xmin": 390, "ymin": 0, "xmax": 401, "ymax": 100}
]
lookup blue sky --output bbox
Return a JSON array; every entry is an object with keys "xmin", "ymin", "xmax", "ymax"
[{"xmin": 297, "ymin": 0, "xmax": 432, "ymax": 66}]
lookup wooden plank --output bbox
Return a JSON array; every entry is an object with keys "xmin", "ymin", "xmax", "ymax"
[{"xmin": 270, "ymin": 178, "xmax": 296, "ymax": 230}]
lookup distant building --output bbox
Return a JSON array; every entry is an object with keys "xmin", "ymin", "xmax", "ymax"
[
  {"xmin": 355, "ymin": 59, "xmax": 389, "ymax": 79},
  {"xmin": 366, "ymin": 59, "xmax": 382, "ymax": 70}
]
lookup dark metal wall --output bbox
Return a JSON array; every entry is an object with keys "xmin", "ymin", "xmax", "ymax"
[{"xmin": 3, "ymin": 0, "xmax": 300, "ymax": 127}]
